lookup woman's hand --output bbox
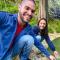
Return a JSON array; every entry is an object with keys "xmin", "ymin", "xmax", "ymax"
[
  {"xmin": 53, "ymin": 51, "xmax": 59, "ymax": 58},
  {"xmin": 49, "ymin": 55, "xmax": 56, "ymax": 60}
]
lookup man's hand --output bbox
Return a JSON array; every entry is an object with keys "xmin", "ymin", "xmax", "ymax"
[
  {"xmin": 49, "ymin": 55, "xmax": 56, "ymax": 60},
  {"xmin": 53, "ymin": 51, "xmax": 59, "ymax": 58}
]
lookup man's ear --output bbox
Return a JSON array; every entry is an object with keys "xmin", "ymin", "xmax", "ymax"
[{"xmin": 18, "ymin": 4, "xmax": 21, "ymax": 11}]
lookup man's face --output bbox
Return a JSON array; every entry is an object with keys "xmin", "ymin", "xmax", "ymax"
[
  {"xmin": 18, "ymin": 1, "xmax": 35, "ymax": 23},
  {"xmin": 39, "ymin": 20, "xmax": 46, "ymax": 30}
]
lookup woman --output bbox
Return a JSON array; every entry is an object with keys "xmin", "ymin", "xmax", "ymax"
[{"xmin": 32, "ymin": 18, "xmax": 59, "ymax": 59}]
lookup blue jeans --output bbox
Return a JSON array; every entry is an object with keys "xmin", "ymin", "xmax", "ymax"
[
  {"xmin": 36, "ymin": 35, "xmax": 44, "ymax": 42},
  {"xmin": 3, "ymin": 35, "xmax": 34, "ymax": 60}
]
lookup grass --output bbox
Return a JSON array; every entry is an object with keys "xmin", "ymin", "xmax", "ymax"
[
  {"xmin": 48, "ymin": 37, "xmax": 60, "ymax": 53},
  {"xmin": 48, "ymin": 19, "xmax": 60, "ymax": 33},
  {"xmin": 53, "ymin": 37, "xmax": 60, "ymax": 53}
]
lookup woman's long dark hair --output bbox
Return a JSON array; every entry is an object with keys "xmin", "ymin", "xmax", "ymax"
[{"xmin": 38, "ymin": 18, "xmax": 48, "ymax": 36}]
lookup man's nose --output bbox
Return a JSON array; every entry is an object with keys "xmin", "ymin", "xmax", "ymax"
[{"xmin": 28, "ymin": 10, "xmax": 32, "ymax": 15}]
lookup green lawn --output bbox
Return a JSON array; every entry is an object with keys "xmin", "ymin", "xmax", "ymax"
[
  {"xmin": 53, "ymin": 37, "xmax": 60, "ymax": 53},
  {"xmin": 48, "ymin": 37, "xmax": 60, "ymax": 53}
]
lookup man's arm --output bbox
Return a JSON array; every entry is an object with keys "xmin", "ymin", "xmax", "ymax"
[{"xmin": 0, "ymin": 11, "xmax": 8, "ymax": 25}]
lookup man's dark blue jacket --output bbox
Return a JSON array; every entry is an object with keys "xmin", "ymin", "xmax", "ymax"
[{"xmin": 0, "ymin": 12, "xmax": 51, "ymax": 60}]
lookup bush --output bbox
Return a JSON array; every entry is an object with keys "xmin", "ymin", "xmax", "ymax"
[
  {"xmin": 0, "ymin": 0, "xmax": 60, "ymax": 33},
  {"xmin": 48, "ymin": 19, "xmax": 60, "ymax": 33},
  {"xmin": 0, "ymin": 0, "xmax": 18, "ymax": 13}
]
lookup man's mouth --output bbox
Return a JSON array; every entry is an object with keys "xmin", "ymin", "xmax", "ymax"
[
  {"xmin": 23, "ymin": 13, "xmax": 32, "ymax": 19},
  {"xmin": 27, "ymin": 16, "xmax": 32, "ymax": 19},
  {"xmin": 25, "ymin": 15, "xmax": 32, "ymax": 20}
]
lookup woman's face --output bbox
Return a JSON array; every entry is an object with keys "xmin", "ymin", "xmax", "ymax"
[{"xmin": 38, "ymin": 19, "xmax": 46, "ymax": 30}]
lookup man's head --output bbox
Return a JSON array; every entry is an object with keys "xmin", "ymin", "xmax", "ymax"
[{"xmin": 18, "ymin": 0, "xmax": 35, "ymax": 23}]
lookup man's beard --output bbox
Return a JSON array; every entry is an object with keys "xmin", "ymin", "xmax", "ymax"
[{"xmin": 19, "ymin": 12, "xmax": 29, "ymax": 23}]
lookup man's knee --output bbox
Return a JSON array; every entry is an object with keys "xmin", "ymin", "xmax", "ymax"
[{"xmin": 20, "ymin": 35, "xmax": 34, "ymax": 44}]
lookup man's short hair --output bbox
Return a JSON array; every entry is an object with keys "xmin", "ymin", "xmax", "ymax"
[{"xmin": 21, "ymin": 0, "xmax": 35, "ymax": 4}]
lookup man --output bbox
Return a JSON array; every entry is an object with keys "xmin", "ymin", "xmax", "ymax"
[
  {"xmin": 0, "ymin": 0, "xmax": 56, "ymax": 60},
  {"xmin": 0, "ymin": 0, "xmax": 35, "ymax": 60}
]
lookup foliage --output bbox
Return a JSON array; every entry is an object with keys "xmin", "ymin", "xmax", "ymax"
[
  {"xmin": 48, "ymin": 19, "xmax": 60, "ymax": 33},
  {"xmin": 0, "ymin": 0, "xmax": 18, "ymax": 13},
  {"xmin": 0, "ymin": 0, "xmax": 60, "ymax": 33}
]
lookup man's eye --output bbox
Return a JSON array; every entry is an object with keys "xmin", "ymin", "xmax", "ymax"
[{"xmin": 26, "ymin": 7, "xmax": 30, "ymax": 10}]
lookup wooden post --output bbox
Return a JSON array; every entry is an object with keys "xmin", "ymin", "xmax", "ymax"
[
  {"xmin": 39, "ymin": 0, "xmax": 48, "ymax": 35},
  {"xmin": 39, "ymin": 0, "xmax": 48, "ymax": 20}
]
